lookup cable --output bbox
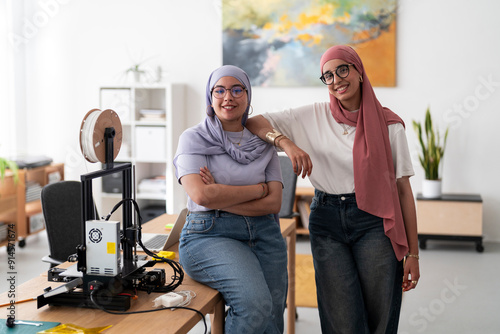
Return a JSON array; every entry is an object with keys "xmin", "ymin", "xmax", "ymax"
[
  {"xmin": 104, "ymin": 198, "xmax": 184, "ymax": 292},
  {"xmin": 0, "ymin": 297, "xmax": 36, "ymax": 308},
  {"xmin": 174, "ymin": 290, "xmax": 196, "ymax": 307},
  {"xmin": 89, "ymin": 289, "xmax": 207, "ymax": 334}
]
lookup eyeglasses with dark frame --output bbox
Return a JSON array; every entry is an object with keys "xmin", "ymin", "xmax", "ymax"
[
  {"xmin": 211, "ymin": 85, "xmax": 247, "ymax": 99},
  {"xmin": 319, "ymin": 64, "xmax": 354, "ymax": 85}
]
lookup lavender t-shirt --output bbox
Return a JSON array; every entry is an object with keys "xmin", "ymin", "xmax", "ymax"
[{"xmin": 175, "ymin": 128, "xmax": 283, "ymax": 212}]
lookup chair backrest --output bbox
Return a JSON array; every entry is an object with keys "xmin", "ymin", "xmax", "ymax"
[
  {"xmin": 41, "ymin": 181, "xmax": 84, "ymax": 263},
  {"xmin": 278, "ymin": 155, "xmax": 298, "ymax": 218}
]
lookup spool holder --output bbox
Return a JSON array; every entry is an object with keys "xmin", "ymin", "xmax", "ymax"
[{"xmin": 104, "ymin": 127, "xmax": 116, "ymax": 169}]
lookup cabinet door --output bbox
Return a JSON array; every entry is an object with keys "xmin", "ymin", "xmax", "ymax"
[
  {"xmin": 135, "ymin": 126, "xmax": 166, "ymax": 161},
  {"xmin": 417, "ymin": 200, "xmax": 483, "ymax": 236}
]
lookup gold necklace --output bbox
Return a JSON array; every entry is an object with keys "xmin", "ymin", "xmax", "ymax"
[
  {"xmin": 228, "ymin": 129, "xmax": 244, "ymax": 146},
  {"xmin": 340, "ymin": 123, "xmax": 351, "ymax": 135}
]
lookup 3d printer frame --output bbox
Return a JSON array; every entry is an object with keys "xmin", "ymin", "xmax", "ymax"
[
  {"xmin": 37, "ymin": 124, "xmax": 154, "ymax": 310},
  {"xmin": 37, "ymin": 162, "xmax": 153, "ymax": 311}
]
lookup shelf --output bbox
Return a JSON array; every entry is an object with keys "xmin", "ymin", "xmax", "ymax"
[
  {"xmin": 101, "ymin": 193, "xmax": 122, "ymax": 198},
  {"xmin": 135, "ymin": 120, "xmax": 166, "ymax": 126},
  {"xmin": 0, "ymin": 169, "xmax": 24, "ymax": 247},
  {"xmin": 136, "ymin": 193, "xmax": 166, "ymax": 200},
  {"xmin": 25, "ymin": 200, "xmax": 42, "ymax": 217},
  {"xmin": 101, "ymin": 192, "xmax": 166, "ymax": 201},
  {"xmin": 0, "ymin": 195, "xmax": 17, "ymax": 218},
  {"xmin": 135, "ymin": 160, "xmax": 166, "ymax": 164},
  {"xmin": 18, "ymin": 163, "xmax": 64, "ymax": 241},
  {"xmin": 99, "ymin": 83, "xmax": 186, "ymax": 217},
  {"xmin": 0, "ymin": 207, "xmax": 17, "ymax": 222}
]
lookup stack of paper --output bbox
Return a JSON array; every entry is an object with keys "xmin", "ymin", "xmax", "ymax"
[
  {"xmin": 26, "ymin": 181, "xmax": 42, "ymax": 202},
  {"xmin": 138, "ymin": 177, "xmax": 166, "ymax": 194},
  {"xmin": 0, "ymin": 223, "xmax": 7, "ymax": 242},
  {"xmin": 139, "ymin": 109, "xmax": 165, "ymax": 122}
]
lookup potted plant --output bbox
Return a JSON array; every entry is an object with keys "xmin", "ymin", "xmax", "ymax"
[
  {"xmin": 0, "ymin": 157, "xmax": 18, "ymax": 182},
  {"xmin": 126, "ymin": 64, "xmax": 145, "ymax": 83},
  {"xmin": 412, "ymin": 107, "xmax": 449, "ymax": 198}
]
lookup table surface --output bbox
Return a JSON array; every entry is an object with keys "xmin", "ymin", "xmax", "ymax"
[
  {"xmin": 416, "ymin": 193, "xmax": 482, "ymax": 202},
  {"xmin": 0, "ymin": 214, "xmax": 296, "ymax": 334}
]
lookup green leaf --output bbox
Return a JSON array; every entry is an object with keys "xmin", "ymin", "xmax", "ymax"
[
  {"xmin": 412, "ymin": 106, "xmax": 449, "ymax": 180},
  {"xmin": 0, "ymin": 158, "xmax": 18, "ymax": 183}
]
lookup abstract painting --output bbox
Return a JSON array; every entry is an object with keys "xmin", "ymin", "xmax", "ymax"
[{"xmin": 223, "ymin": 0, "xmax": 396, "ymax": 87}]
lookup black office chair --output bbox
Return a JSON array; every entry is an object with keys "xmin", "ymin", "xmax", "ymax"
[
  {"xmin": 278, "ymin": 154, "xmax": 299, "ymax": 219},
  {"xmin": 41, "ymin": 181, "xmax": 94, "ymax": 267}
]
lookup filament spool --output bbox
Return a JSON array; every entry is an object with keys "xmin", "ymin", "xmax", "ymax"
[{"xmin": 79, "ymin": 108, "xmax": 122, "ymax": 163}]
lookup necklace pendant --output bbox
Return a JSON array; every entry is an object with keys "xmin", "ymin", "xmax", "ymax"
[{"xmin": 343, "ymin": 130, "xmax": 348, "ymax": 135}]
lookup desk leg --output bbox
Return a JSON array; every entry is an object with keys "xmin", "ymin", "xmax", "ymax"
[
  {"xmin": 210, "ymin": 297, "xmax": 225, "ymax": 334},
  {"xmin": 287, "ymin": 231, "xmax": 296, "ymax": 334}
]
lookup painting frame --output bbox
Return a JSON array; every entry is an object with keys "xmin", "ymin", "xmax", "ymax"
[{"xmin": 223, "ymin": 0, "xmax": 397, "ymax": 87}]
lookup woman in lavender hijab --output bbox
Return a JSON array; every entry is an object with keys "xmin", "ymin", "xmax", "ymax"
[{"xmin": 173, "ymin": 65, "xmax": 288, "ymax": 333}]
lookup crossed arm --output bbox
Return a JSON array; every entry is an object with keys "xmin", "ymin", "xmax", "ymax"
[{"xmin": 180, "ymin": 167, "xmax": 282, "ymax": 216}]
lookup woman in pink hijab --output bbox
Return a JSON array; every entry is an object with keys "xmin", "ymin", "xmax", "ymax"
[{"xmin": 246, "ymin": 45, "xmax": 420, "ymax": 333}]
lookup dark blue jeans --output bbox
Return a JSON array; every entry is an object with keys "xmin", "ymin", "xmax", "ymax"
[
  {"xmin": 308, "ymin": 190, "xmax": 403, "ymax": 334},
  {"xmin": 179, "ymin": 211, "xmax": 288, "ymax": 334}
]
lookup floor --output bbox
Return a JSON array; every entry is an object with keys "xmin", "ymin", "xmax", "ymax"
[{"xmin": 1, "ymin": 232, "xmax": 500, "ymax": 333}]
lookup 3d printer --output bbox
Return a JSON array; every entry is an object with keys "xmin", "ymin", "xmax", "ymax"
[{"xmin": 37, "ymin": 109, "xmax": 183, "ymax": 311}]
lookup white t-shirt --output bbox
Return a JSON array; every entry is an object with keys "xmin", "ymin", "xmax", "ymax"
[{"xmin": 263, "ymin": 102, "xmax": 415, "ymax": 195}]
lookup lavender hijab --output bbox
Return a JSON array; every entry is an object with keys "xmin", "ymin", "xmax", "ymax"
[{"xmin": 173, "ymin": 65, "xmax": 269, "ymax": 180}]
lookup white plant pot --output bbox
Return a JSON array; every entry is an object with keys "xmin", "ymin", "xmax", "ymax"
[
  {"xmin": 134, "ymin": 71, "xmax": 142, "ymax": 83},
  {"xmin": 422, "ymin": 179, "xmax": 442, "ymax": 198}
]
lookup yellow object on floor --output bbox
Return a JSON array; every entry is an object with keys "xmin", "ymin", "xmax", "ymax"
[{"xmin": 295, "ymin": 254, "xmax": 318, "ymax": 308}]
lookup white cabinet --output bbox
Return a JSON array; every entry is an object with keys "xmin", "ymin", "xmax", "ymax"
[{"xmin": 98, "ymin": 84, "xmax": 186, "ymax": 220}]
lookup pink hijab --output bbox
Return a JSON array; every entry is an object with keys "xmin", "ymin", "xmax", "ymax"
[{"xmin": 320, "ymin": 45, "xmax": 408, "ymax": 261}]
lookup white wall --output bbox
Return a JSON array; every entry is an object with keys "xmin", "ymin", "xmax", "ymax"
[{"xmin": 11, "ymin": 0, "xmax": 500, "ymax": 241}]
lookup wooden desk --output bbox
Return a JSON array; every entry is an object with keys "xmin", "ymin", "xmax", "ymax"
[
  {"xmin": 1, "ymin": 222, "xmax": 224, "ymax": 333},
  {"xmin": 144, "ymin": 214, "xmax": 297, "ymax": 334},
  {"xmin": 0, "ymin": 214, "xmax": 296, "ymax": 334},
  {"xmin": 281, "ymin": 218, "xmax": 297, "ymax": 334}
]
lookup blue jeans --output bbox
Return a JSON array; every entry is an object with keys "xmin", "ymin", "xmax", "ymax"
[
  {"xmin": 309, "ymin": 191, "xmax": 403, "ymax": 334},
  {"xmin": 179, "ymin": 211, "xmax": 288, "ymax": 334}
]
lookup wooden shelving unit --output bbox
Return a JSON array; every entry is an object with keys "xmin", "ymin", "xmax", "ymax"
[
  {"xmin": 0, "ymin": 163, "xmax": 64, "ymax": 248},
  {"xmin": 98, "ymin": 83, "xmax": 186, "ymax": 219},
  {"xmin": 0, "ymin": 169, "xmax": 24, "ymax": 248}
]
